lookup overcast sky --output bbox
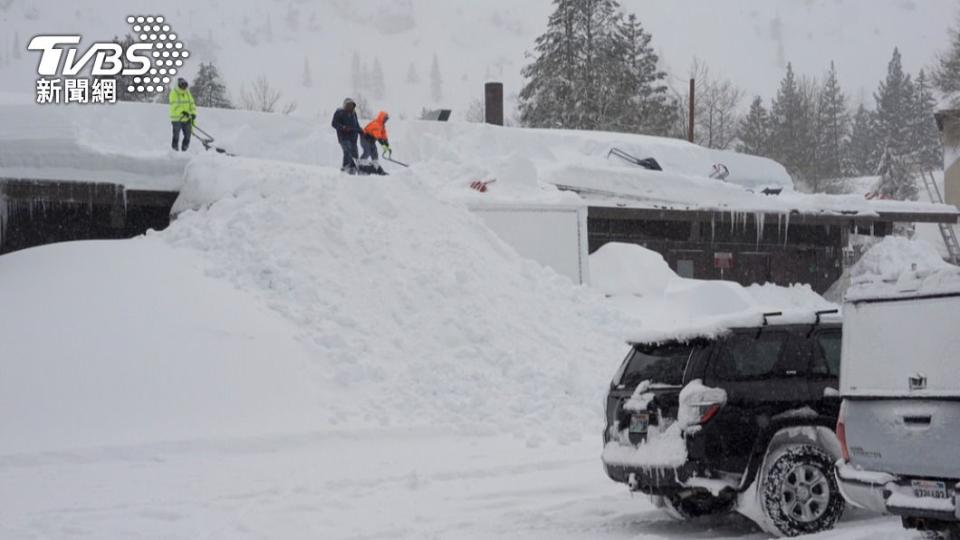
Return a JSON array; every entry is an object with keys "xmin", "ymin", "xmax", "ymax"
[
  {"xmin": 2, "ymin": 0, "xmax": 958, "ymax": 115},
  {"xmin": 627, "ymin": 0, "xmax": 959, "ymax": 105}
]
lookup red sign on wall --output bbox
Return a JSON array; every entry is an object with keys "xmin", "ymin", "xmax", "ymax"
[{"xmin": 714, "ymin": 252, "xmax": 734, "ymax": 269}]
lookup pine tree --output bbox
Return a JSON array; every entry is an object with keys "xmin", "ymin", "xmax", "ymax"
[
  {"xmin": 611, "ymin": 13, "xmax": 675, "ymax": 135},
  {"xmin": 876, "ymin": 147, "xmax": 919, "ymax": 201},
  {"xmin": 191, "ymin": 62, "xmax": 233, "ymax": 109},
  {"xmin": 935, "ymin": 15, "xmax": 960, "ymax": 100},
  {"xmin": 769, "ymin": 63, "xmax": 817, "ymax": 182},
  {"xmin": 351, "ymin": 52, "xmax": 364, "ymax": 95},
  {"xmin": 912, "ymin": 70, "xmax": 942, "ymax": 170},
  {"xmin": 370, "ymin": 57, "xmax": 386, "ymax": 100},
  {"xmin": 519, "ymin": 0, "xmax": 581, "ymax": 128},
  {"xmin": 813, "ymin": 61, "xmax": 849, "ymax": 189},
  {"xmin": 406, "ymin": 63, "xmax": 420, "ymax": 84},
  {"xmin": 844, "ymin": 104, "xmax": 880, "ymax": 176},
  {"xmin": 430, "ymin": 53, "xmax": 443, "ymax": 103},
  {"xmin": 737, "ymin": 96, "xmax": 771, "ymax": 156},
  {"xmin": 874, "ymin": 48, "xmax": 915, "ymax": 159},
  {"xmin": 302, "ymin": 57, "xmax": 312, "ymax": 88}
]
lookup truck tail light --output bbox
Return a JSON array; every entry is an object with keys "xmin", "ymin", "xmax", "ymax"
[{"xmin": 837, "ymin": 400, "xmax": 850, "ymax": 462}]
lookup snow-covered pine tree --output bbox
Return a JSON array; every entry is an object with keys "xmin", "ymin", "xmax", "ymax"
[
  {"xmin": 874, "ymin": 48, "xmax": 915, "ymax": 160},
  {"xmin": 876, "ymin": 146, "xmax": 919, "ymax": 202},
  {"xmin": 519, "ymin": 0, "xmax": 582, "ymax": 128},
  {"xmin": 370, "ymin": 57, "xmax": 386, "ymax": 100},
  {"xmin": 430, "ymin": 53, "xmax": 443, "ymax": 103},
  {"xmin": 912, "ymin": 70, "xmax": 942, "ymax": 171},
  {"xmin": 406, "ymin": 63, "xmax": 420, "ymax": 84},
  {"xmin": 302, "ymin": 57, "xmax": 312, "ymax": 88},
  {"xmin": 612, "ymin": 13, "xmax": 675, "ymax": 136},
  {"xmin": 843, "ymin": 104, "xmax": 880, "ymax": 177},
  {"xmin": 769, "ymin": 63, "xmax": 817, "ymax": 183},
  {"xmin": 192, "ymin": 62, "xmax": 233, "ymax": 109},
  {"xmin": 737, "ymin": 96, "xmax": 771, "ymax": 156},
  {"xmin": 351, "ymin": 52, "xmax": 364, "ymax": 96},
  {"xmin": 571, "ymin": 0, "xmax": 622, "ymax": 131},
  {"xmin": 934, "ymin": 16, "xmax": 960, "ymax": 101},
  {"xmin": 813, "ymin": 61, "xmax": 849, "ymax": 190}
]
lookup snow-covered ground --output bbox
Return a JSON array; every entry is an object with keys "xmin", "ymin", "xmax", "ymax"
[{"xmin": 0, "ymin": 101, "xmax": 938, "ymax": 538}]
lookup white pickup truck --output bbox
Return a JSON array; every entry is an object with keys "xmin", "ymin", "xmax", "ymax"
[{"xmin": 835, "ymin": 267, "xmax": 960, "ymax": 537}]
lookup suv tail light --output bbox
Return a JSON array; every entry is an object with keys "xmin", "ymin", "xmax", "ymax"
[
  {"xmin": 837, "ymin": 400, "xmax": 850, "ymax": 462},
  {"xmin": 679, "ymin": 380, "xmax": 727, "ymax": 430},
  {"xmin": 698, "ymin": 402, "xmax": 723, "ymax": 424}
]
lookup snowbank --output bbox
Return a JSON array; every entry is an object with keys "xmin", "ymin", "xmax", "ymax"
[
  {"xmin": 589, "ymin": 243, "xmax": 675, "ymax": 297},
  {"xmin": 0, "ymin": 237, "xmax": 333, "ymax": 454},
  {"xmin": 590, "ymin": 242, "xmax": 838, "ymax": 343},
  {"xmin": 0, "ymin": 151, "xmax": 644, "ymax": 455},
  {"xmin": 845, "ymin": 236, "xmax": 960, "ymax": 301}
]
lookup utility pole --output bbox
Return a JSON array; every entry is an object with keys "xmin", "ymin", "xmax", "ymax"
[{"xmin": 688, "ymin": 78, "xmax": 695, "ymax": 143}]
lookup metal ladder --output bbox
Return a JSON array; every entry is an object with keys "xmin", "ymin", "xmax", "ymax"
[{"xmin": 918, "ymin": 168, "xmax": 960, "ymax": 264}]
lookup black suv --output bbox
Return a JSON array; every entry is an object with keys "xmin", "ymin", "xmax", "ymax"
[{"xmin": 602, "ymin": 314, "xmax": 845, "ymax": 537}]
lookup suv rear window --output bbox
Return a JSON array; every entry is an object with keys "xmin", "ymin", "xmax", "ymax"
[
  {"xmin": 712, "ymin": 332, "xmax": 792, "ymax": 380},
  {"xmin": 618, "ymin": 343, "xmax": 695, "ymax": 386}
]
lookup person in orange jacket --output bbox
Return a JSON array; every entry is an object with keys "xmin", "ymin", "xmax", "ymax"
[{"xmin": 359, "ymin": 111, "xmax": 390, "ymax": 175}]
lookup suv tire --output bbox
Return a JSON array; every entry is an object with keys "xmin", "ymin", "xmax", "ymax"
[{"xmin": 760, "ymin": 444, "xmax": 844, "ymax": 536}]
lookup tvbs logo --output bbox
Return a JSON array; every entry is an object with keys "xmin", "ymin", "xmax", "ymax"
[{"xmin": 28, "ymin": 15, "xmax": 190, "ymax": 104}]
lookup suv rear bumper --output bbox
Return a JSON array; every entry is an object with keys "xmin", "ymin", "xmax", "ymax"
[
  {"xmin": 836, "ymin": 461, "xmax": 960, "ymax": 523},
  {"xmin": 603, "ymin": 461, "xmax": 697, "ymax": 495}
]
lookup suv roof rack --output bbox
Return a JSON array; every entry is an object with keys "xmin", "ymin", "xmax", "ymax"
[
  {"xmin": 806, "ymin": 309, "xmax": 840, "ymax": 337},
  {"xmin": 756, "ymin": 311, "xmax": 784, "ymax": 337}
]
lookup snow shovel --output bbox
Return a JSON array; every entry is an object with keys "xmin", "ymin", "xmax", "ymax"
[
  {"xmin": 181, "ymin": 113, "xmax": 235, "ymax": 156},
  {"xmin": 382, "ymin": 147, "xmax": 409, "ymax": 168}
]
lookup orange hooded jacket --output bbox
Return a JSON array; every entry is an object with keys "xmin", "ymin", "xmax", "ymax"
[{"xmin": 363, "ymin": 111, "xmax": 389, "ymax": 143}]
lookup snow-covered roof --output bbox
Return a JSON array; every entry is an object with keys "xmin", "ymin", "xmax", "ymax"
[{"xmin": 1, "ymin": 101, "xmax": 957, "ymax": 223}]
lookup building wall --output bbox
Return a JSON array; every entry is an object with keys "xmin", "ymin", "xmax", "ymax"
[
  {"xmin": 587, "ymin": 215, "xmax": 846, "ymax": 293},
  {"xmin": 0, "ymin": 179, "xmax": 176, "ymax": 255}
]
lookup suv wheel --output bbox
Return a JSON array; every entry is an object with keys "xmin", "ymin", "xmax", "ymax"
[{"xmin": 760, "ymin": 445, "xmax": 844, "ymax": 536}]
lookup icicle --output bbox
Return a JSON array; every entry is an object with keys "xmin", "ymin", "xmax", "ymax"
[
  {"xmin": 756, "ymin": 212, "xmax": 765, "ymax": 248},
  {"xmin": 711, "ymin": 214, "xmax": 716, "ymax": 242},
  {"xmin": 783, "ymin": 212, "xmax": 791, "ymax": 246},
  {"xmin": 0, "ymin": 189, "xmax": 6, "ymax": 252}
]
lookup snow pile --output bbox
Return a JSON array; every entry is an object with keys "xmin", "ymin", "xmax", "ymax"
[
  {"xmin": 170, "ymin": 156, "xmax": 637, "ymax": 436},
  {"xmin": 849, "ymin": 235, "xmax": 952, "ymax": 282},
  {"xmin": 0, "ymin": 238, "xmax": 333, "ymax": 454},
  {"xmin": 0, "ymin": 150, "xmax": 649, "ymax": 454},
  {"xmin": 590, "ymin": 243, "xmax": 837, "ymax": 343},
  {"xmin": 589, "ymin": 243, "xmax": 675, "ymax": 297},
  {"xmin": 846, "ymin": 236, "xmax": 960, "ymax": 301}
]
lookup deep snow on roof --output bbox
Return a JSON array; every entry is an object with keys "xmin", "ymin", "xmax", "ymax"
[{"xmin": 1, "ymin": 102, "xmax": 957, "ymax": 221}]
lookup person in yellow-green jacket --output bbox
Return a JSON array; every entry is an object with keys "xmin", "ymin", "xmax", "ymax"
[{"xmin": 169, "ymin": 77, "xmax": 197, "ymax": 151}]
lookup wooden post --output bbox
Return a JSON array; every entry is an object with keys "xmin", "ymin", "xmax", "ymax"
[{"xmin": 688, "ymin": 78, "xmax": 695, "ymax": 143}]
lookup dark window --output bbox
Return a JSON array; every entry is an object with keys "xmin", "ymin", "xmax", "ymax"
[
  {"xmin": 619, "ymin": 343, "xmax": 695, "ymax": 386},
  {"xmin": 812, "ymin": 333, "xmax": 842, "ymax": 376},
  {"xmin": 712, "ymin": 332, "xmax": 790, "ymax": 380}
]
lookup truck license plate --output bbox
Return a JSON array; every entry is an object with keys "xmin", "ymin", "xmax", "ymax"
[
  {"xmin": 912, "ymin": 480, "xmax": 949, "ymax": 499},
  {"xmin": 629, "ymin": 413, "xmax": 649, "ymax": 434}
]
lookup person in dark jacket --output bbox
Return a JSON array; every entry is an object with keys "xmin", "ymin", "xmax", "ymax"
[{"xmin": 331, "ymin": 98, "xmax": 362, "ymax": 173}]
